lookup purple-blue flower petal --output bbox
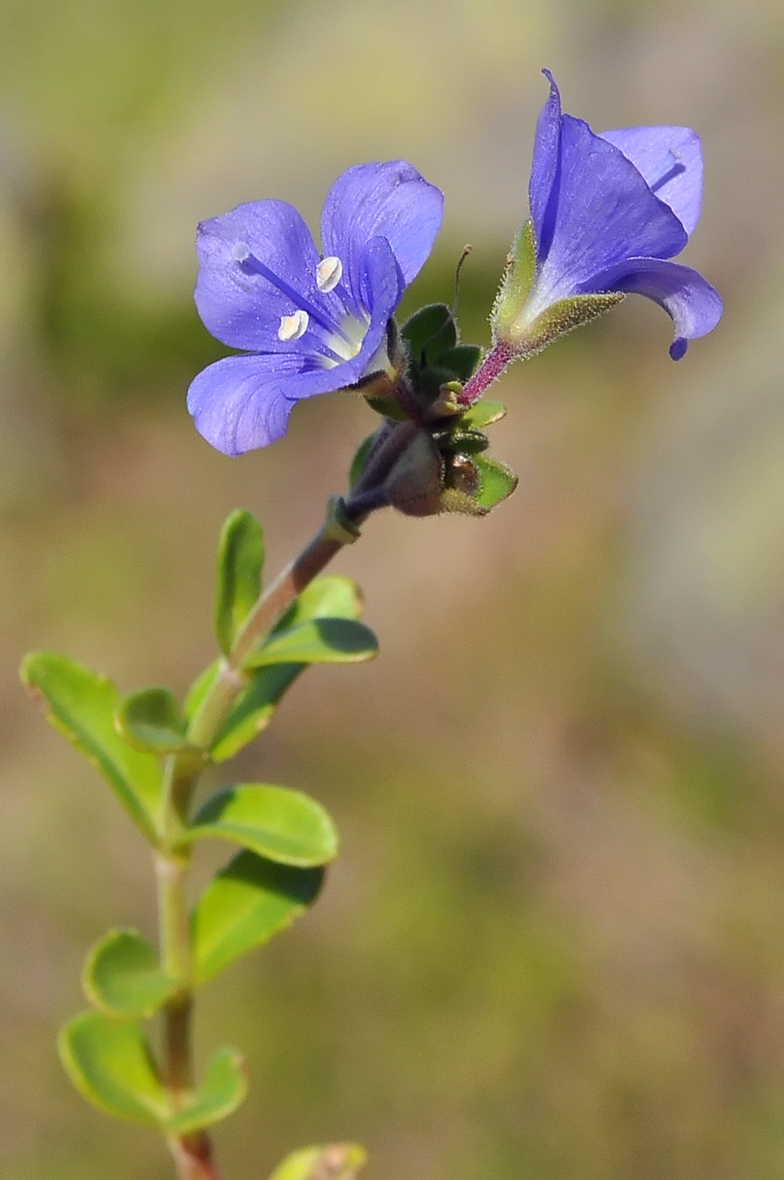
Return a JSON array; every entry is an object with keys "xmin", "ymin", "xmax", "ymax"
[
  {"xmin": 187, "ymin": 353, "xmax": 302, "ymax": 455},
  {"xmin": 600, "ymin": 126, "xmax": 703, "ymax": 235},
  {"xmin": 320, "ymin": 161, "xmax": 443, "ymax": 307},
  {"xmin": 533, "ymin": 111, "xmax": 688, "ymax": 307},
  {"xmin": 188, "ymin": 235, "xmax": 403, "ymax": 456},
  {"xmin": 590, "ymin": 256, "xmax": 723, "ymax": 359},
  {"xmin": 194, "ymin": 200, "xmax": 344, "ymax": 352},
  {"xmin": 528, "ymin": 69, "xmax": 564, "ymax": 263}
]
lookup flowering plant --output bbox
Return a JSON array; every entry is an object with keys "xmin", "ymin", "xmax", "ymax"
[{"xmin": 21, "ymin": 73, "xmax": 720, "ymax": 1180}]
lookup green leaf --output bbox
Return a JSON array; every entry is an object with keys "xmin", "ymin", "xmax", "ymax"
[
  {"xmin": 59, "ymin": 1011, "xmax": 170, "ymax": 1126},
  {"xmin": 59, "ymin": 1012, "xmax": 246, "ymax": 1133},
  {"xmin": 183, "ymin": 785, "xmax": 338, "ymax": 867},
  {"xmin": 184, "ymin": 659, "xmax": 221, "ymax": 722},
  {"xmin": 269, "ymin": 1143, "xmax": 367, "ymax": 1180},
  {"xmin": 83, "ymin": 929, "xmax": 177, "ymax": 1019},
  {"xmin": 21, "ymin": 653, "xmax": 164, "ymax": 843},
  {"xmin": 245, "ymin": 618, "xmax": 377, "ymax": 670},
  {"xmin": 348, "ymin": 434, "xmax": 376, "ymax": 490},
  {"xmin": 115, "ymin": 687, "xmax": 189, "ymax": 754},
  {"xmin": 473, "ymin": 454, "xmax": 519, "ymax": 511},
  {"xmin": 199, "ymin": 577, "xmax": 367, "ymax": 764},
  {"xmin": 167, "ymin": 1046, "xmax": 247, "ymax": 1134},
  {"xmin": 438, "ymin": 344, "xmax": 482, "ymax": 382},
  {"xmin": 401, "ymin": 303, "xmax": 456, "ymax": 365},
  {"xmin": 192, "ymin": 851, "xmax": 324, "ymax": 984},
  {"xmin": 215, "ymin": 509, "xmax": 264, "ymax": 656},
  {"xmin": 460, "ymin": 399, "xmax": 507, "ymax": 429},
  {"xmin": 210, "ymin": 665, "xmax": 302, "ymax": 763},
  {"xmin": 278, "ymin": 575, "xmax": 365, "ymax": 627}
]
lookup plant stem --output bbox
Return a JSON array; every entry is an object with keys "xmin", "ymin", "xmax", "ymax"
[
  {"xmin": 458, "ymin": 341, "xmax": 514, "ymax": 405},
  {"xmin": 156, "ymin": 501, "xmax": 365, "ymax": 1177},
  {"xmin": 187, "ymin": 512, "xmax": 356, "ymax": 752}
]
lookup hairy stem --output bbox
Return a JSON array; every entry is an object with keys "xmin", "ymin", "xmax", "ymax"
[{"xmin": 458, "ymin": 341, "xmax": 514, "ymax": 405}]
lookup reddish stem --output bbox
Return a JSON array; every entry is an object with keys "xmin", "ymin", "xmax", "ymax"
[{"xmin": 459, "ymin": 341, "xmax": 514, "ymax": 405}]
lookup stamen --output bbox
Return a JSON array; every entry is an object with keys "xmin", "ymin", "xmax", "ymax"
[
  {"xmin": 278, "ymin": 310, "xmax": 309, "ymax": 341},
  {"xmin": 231, "ymin": 241, "xmax": 251, "ymax": 262},
  {"xmin": 649, "ymin": 149, "xmax": 686, "ymax": 194},
  {"xmin": 317, "ymin": 256, "xmax": 343, "ymax": 293},
  {"xmin": 236, "ymin": 247, "xmax": 351, "ymax": 343}
]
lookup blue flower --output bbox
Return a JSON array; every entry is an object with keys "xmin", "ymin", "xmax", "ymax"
[
  {"xmin": 493, "ymin": 71, "xmax": 722, "ymax": 362},
  {"xmin": 188, "ymin": 162, "xmax": 444, "ymax": 455}
]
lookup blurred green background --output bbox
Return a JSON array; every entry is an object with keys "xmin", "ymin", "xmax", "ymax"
[{"xmin": 0, "ymin": 0, "xmax": 782, "ymax": 1177}]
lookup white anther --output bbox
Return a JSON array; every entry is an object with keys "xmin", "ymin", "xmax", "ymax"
[
  {"xmin": 231, "ymin": 241, "xmax": 251, "ymax": 262},
  {"xmin": 278, "ymin": 310, "xmax": 309, "ymax": 341},
  {"xmin": 316, "ymin": 256, "xmax": 343, "ymax": 293}
]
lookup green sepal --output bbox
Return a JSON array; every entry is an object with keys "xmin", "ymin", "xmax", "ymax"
[
  {"xmin": 472, "ymin": 454, "xmax": 520, "ymax": 511},
  {"xmin": 215, "ymin": 509, "xmax": 264, "ymax": 656},
  {"xmin": 364, "ymin": 394, "xmax": 411, "ymax": 422},
  {"xmin": 182, "ymin": 784, "xmax": 339, "ymax": 867},
  {"xmin": 441, "ymin": 453, "xmax": 518, "ymax": 516},
  {"xmin": 83, "ymin": 929, "xmax": 178, "ymax": 1019},
  {"xmin": 243, "ymin": 618, "xmax": 377, "ymax": 671},
  {"xmin": 115, "ymin": 687, "xmax": 190, "ymax": 755},
  {"xmin": 437, "ymin": 344, "xmax": 482, "ymax": 382},
  {"xmin": 58, "ymin": 1011, "xmax": 170, "ymax": 1126},
  {"xmin": 459, "ymin": 399, "xmax": 507, "ymax": 429},
  {"xmin": 506, "ymin": 291, "xmax": 625, "ymax": 357},
  {"xmin": 492, "ymin": 219, "xmax": 537, "ymax": 340},
  {"xmin": 167, "ymin": 1046, "xmax": 248, "ymax": 1135},
  {"xmin": 20, "ymin": 653, "xmax": 164, "ymax": 844},
  {"xmin": 401, "ymin": 303, "xmax": 457, "ymax": 365},
  {"xmin": 433, "ymin": 426, "xmax": 490, "ymax": 456},
  {"xmin": 192, "ymin": 850, "xmax": 324, "ymax": 984},
  {"xmin": 269, "ymin": 1143, "xmax": 367, "ymax": 1180}
]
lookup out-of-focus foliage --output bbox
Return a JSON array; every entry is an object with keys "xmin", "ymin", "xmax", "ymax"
[{"xmin": 3, "ymin": 1, "xmax": 784, "ymax": 1179}]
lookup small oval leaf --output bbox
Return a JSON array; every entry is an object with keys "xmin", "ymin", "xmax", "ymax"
[
  {"xmin": 59, "ymin": 1011, "xmax": 170, "ymax": 1126},
  {"xmin": 116, "ymin": 687, "xmax": 189, "ymax": 754},
  {"xmin": 269, "ymin": 1143, "xmax": 367, "ymax": 1180},
  {"xmin": 472, "ymin": 454, "xmax": 518, "ymax": 511},
  {"xmin": 401, "ymin": 303, "xmax": 457, "ymax": 365},
  {"xmin": 83, "ymin": 929, "xmax": 178, "ymax": 1019},
  {"xmin": 210, "ymin": 665, "xmax": 302, "ymax": 763},
  {"xmin": 245, "ymin": 619, "xmax": 377, "ymax": 671},
  {"xmin": 21, "ymin": 653, "xmax": 164, "ymax": 843},
  {"xmin": 459, "ymin": 399, "xmax": 507, "ymax": 429},
  {"xmin": 183, "ymin": 785, "xmax": 338, "ymax": 867},
  {"xmin": 167, "ymin": 1046, "xmax": 247, "ymax": 1134},
  {"xmin": 215, "ymin": 509, "xmax": 264, "ymax": 656},
  {"xmin": 280, "ymin": 576, "xmax": 365, "ymax": 626},
  {"xmin": 192, "ymin": 851, "xmax": 324, "ymax": 984}
]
